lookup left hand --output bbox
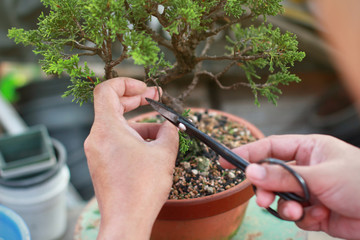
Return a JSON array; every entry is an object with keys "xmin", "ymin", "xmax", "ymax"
[{"xmin": 84, "ymin": 77, "xmax": 179, "ymax": 239}]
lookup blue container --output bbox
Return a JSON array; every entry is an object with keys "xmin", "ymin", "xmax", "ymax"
[{"xmin": 0, "ymin": 204, "xmax": 31, "ymax": 240}]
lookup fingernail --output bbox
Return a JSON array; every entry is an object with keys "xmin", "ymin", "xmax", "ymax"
[{"xmin": 248, "ymin": 164, "xmax": 266, "ymax": 180}]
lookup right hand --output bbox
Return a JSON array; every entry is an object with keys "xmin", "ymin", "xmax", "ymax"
[{"xmin": 220, "ymin": 134, "xmax": 360, "ymax": 240}]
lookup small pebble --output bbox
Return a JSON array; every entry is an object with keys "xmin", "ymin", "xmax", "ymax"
[
  {"xmin": 204, "ymin": 186, "xmax": 214, "ymax": 194},
  {"xmin": 182, "ymin": 162, "xmax": 191, "ymax": 170},
  {"xmin": 228, "ymin": 171, "xmax": 236, "ymax": 179},
  {"xmin": 191, "ymin": 169, "xmax": 199, "ymax": 175}
]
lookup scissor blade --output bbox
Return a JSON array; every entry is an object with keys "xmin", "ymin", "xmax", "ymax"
[
  {"xmin": 146, "ymin": 98, "xmax": 249, "ymax": 171},
  {"xmin": 145, "ymin": 98, "xmax": 179, "ymax": 125}
]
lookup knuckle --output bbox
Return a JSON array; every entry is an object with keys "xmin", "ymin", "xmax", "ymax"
[
  {"xmin": 93, "ymin": 81, "xmax": 107, "ymax": 96},
  {"xmin": 83, "ymin": 136, "xmax": 93, "ymax": 156}
]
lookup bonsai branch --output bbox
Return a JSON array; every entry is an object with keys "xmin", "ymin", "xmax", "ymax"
[
  {"xmin": 204, "ymin": 13, "xmax": 254, "ymax": 40},
  {"xmin": 177, "ymin": 62, "xmax": 203, "ymax": 102},
  {"xmin": 140, "ymin": 23, "xmax": 174, "ymax": 51},
  {"xmin": 67, "ymin": 40, "xmax": 98, "ymax": 52},
  {"xmin": 109, "ymin": 49, "xmax": 128, "ymax": 68},
  {"xmin": 203, "ymin": 2, "xmax": 226, "ymax": 20},
  {"xmin": 196, "ymin": 53, "xmax": 268, "ymax": 63},
  {"xmin": 198, "ymin": 68, "xmax": 274, "ymax": 91},
  {"xmin": 200, "ymin": 36, "xmax": 215, "ymax": 57}
]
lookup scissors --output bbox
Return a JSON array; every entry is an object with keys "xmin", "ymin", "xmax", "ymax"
[{"xmin": 146, "ymin": 98, "xmax": 310, "ymax": 221}]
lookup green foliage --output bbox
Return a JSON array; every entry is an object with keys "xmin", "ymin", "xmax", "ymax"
[
  {"xmin": 226, "ymin": 23, "xmax": 305, "ymax": 106},
  {"xmin": 179, "ymin": 130, "xmax": 193, "ymax": 155},
  {"xmin": 178, "ymin": 109, "xmax": 193, "ymax": 155},
  {"xmin": 225, "ymin": 0, "xmax": 283, "ymax": 18},
  {"xmin": 124, "ymin": 32, "xmax": 160, "ymax": 66},
  {"xmin": 8, "ymin": 0, "xmax": 304, "ymax": 106},
  {"xmin": 162, "ymin": 0, "xmax": 207, "ymax": 34}
]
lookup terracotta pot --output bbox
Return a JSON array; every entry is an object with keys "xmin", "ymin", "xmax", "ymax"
[{"xmin": 130, "ymin": 108, "xmax": 264, "ymax": 240}]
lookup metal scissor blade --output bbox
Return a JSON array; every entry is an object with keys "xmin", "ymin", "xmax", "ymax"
[
  {"xmin": 145, "ymin": 98, "xmax": 180, "ymax": 126},
  {"xmin": 146, "ymin": 97, "xmax": 249, "ymax": 171}
]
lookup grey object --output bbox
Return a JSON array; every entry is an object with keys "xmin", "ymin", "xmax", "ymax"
[
  {"xmin": 0, "ymin": 93, "xmax": 27, "ymax": 135},
  {"xmin": 17, "ymin": 78, "xmax": 95, "ymax": 200},
  {"xmin": 0, "ymin": 138, "xmax": 65, "ymax": 188},
  {"xmin": 0, "ymin": 125, "xmax": 56, "ymax": 179}
]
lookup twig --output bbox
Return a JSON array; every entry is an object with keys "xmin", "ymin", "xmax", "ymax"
[
  {"xmin": 145, "ymin": 77, "xmax": 163, "ymax": 103},
  {"xmin": 196, "ymin": 53, "xmax": 268, "ymax": 62},
  {"xmin": 67, "ymin": 40, "xmax": 98, "ymax": 52},
  {"xmin": 202, "ymin": 13, "xmax": 254, "ymax": 40},
  {"xmin": 177, "ymin": 61, "xmax": 203, "ymax": 101},
  {"xmin": 140, "ymin": 23, "xmax": 174, "ymax": 51},
  {"xmin": 197, "ymin": 70, "xmax": 249, "ymax": 90},
  {"xmin": 76, "ymin": 52, "xmax": 98, "ymax": 57},
  {"xmin": 109, "ymin": 35, "xmax": 128, "ymax": 68},
  {"xmin": 200, "ymin": 36, "xmax": 215, "ymax": 57}
]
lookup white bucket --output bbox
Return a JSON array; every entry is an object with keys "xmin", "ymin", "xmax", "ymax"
[{"xmin": 0, "ymin": 166, "xmax": 70, "ymax": 240}]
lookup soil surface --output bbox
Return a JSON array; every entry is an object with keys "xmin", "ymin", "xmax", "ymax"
[{"xmin": 141, "ymin": 110, "xmax": 257, "ymax": 199}]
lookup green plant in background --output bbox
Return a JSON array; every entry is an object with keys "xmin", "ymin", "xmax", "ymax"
[{"xmin": 8, "ymin": 0, "xmax": 305, "ymax": 109}]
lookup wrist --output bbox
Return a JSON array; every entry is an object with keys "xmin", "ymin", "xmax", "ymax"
[
  {"xmin": 98, "ymin": 209, "xmax": 156, "ymax": 240},
  {"xmin": 97, "ymin": 194, "xmax": 163, "ymax": 240}
]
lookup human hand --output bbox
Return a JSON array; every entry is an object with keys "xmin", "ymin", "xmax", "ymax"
[
  {"xmin": 84, "ymin": 78, "xmax": 179, "ymax": 239},
  {"xmin": 220, "ymin": 134, "xmax": 360, "ymax": 239}
]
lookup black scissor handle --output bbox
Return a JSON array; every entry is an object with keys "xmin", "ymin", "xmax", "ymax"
[{"xmin": 252, "ymin": 158, "xmax": 310, "ymax": 220}]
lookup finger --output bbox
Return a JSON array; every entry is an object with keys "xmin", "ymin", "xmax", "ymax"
[
  {"xmin": 220, "ymin": 135, "xmax": 320, "ymax": 168},
  {"xmin": 128, "ymin": 122, "xmax": 162, "ymax": 140},
  {"xmin": 120, "ymin": 86, "xmax": 161, "ymax": 113},
  {"xmin": 277, "ymin": 198, "xmax": 304, "ymax": 221},
  {"xmin": 219, "ymin": 157, "xmax": 237, "ymax": 169},
  {"xmin": 153, "ymin": 121, "xmax": 179, "ymax": 152},
  {"xmin": 106, "ymin": 77, "xmax": 148, "ymax": 97},
  {"xmin": 93, "ymin": 78, "xmax": 161, "ymax": 123},
  {"xmin": 246, "ymin": 163, "xmax": 304, "ymax": 193},
  {"xmin": 254, "ymin": 187, "xmax": 276, "ymax": 208},
  {"xmin": 295, "ymin": 205, "xmax": 330, "ymax": 231}
]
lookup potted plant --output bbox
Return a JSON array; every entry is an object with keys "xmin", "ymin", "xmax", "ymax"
[{"xmin": 8, "ymin": 1, "xmax": 305, "ymax": 239}]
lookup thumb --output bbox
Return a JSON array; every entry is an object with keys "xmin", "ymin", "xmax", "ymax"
[
  {"xmin": 245, "ymin": 163, "xmax": 310, "ymax": 194},
  {"xmin": 154, "ymin": 121, "xmax": 179, "ymax": 152},
  {"xmin": 246, "ymin": 162, "xmax": 338, "ymax": 197}
]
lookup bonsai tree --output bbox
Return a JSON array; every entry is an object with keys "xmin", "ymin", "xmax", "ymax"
[{"xmin": 8, "ymin": 0, "xmax": 305, "ymax": 111}]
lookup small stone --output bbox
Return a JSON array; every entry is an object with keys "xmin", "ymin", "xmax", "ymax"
[
  {"xmin": 196, "ymin": 156, "xmax": 210, "ymax": 173},
  {"xmin": 204, "ymin": 186, "xmax": 214, "ymax": 194},
  {"xmin": 191, "ymin": 169, "xmax": 199, "ymax": 175},
  {"xmin": 173, "ymin": 175, "xmax": 180, "ymax": 182},
  {"xmin": 200, "ymin": 171, "xmax": 209, "ymax": 177},
  {"xmin": 227, "ymin": 171, "xmax": 236, "ymax": 179},
  {"xmin": 182, "ymin": 162, "xmax": 191, "ymax": 170}
]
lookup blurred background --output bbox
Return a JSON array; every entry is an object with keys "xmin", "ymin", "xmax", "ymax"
[{"xmin": 0, "ymin": 0, "xmax": 357, "ymax": 239}]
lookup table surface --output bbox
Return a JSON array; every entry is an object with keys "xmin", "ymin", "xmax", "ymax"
[
  {"xmin": 234, "ymin": 197, "xmax": 306, "ymax": 240},
  {"xmin": 75, "ymin": 196, "xmax": 309, "ymax": 240}
]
